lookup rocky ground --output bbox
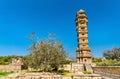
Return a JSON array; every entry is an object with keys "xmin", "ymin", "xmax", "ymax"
[
  {"xmin": 0, "ymin": 73, "xmax": 113, "ymax": 79},
  {"xmin": 62, "ymin": 77, "xmax": 71, "ymax": 79}
]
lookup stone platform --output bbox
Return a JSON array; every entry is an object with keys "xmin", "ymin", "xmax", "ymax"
[{"xmin": 6, "ymin": 73, "xmax": 62, "ymax": 79}]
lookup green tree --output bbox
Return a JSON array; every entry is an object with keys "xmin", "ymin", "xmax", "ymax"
[
  {"xmin": 27, "ymin": 33, "xmax": 67, "ymax": 72},
  {"xmin": 92, "ymin": 57, "xmax": 102, "ymax": 63},
  {"xmin": 103, "ymin": 48, "xmax": 120, "ymax": 61},
  {"xmin": 0, "ymin": 55, "xmax": 24, "ymax": 65}
]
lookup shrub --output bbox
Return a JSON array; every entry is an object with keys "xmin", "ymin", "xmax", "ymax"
[
  {"xmin": 58, "ymin": 69, "xmax": 69, "ymax": 75},
  {"xmin": 96, "ymin": 60, "xmax": 120, "ymax": 66}
]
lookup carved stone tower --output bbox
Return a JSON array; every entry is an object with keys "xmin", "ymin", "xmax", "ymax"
[{"xmin": 76, "ymin": 9, "xmax": 92, "ymax": 64}]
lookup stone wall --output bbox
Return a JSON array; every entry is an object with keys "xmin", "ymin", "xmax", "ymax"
[
  {"xmin": 69, "ymin": 63, "xmax": 84, "ymax": 72},
  {"xmin": 93, "ymin": 66, "xmax": 120, "ymax": 79},
  {"xmin": 63, "ymin": 63, "xmax": 94, "ymax": 73},
  {"xmin": 72, "ymin": 74, "xmax": 102, "ymax": 79},
  {"xmin": 61, "ymin": 63, "xmax": 84, "ymax": 72},
  {"xmin": 0, "ymin": 58, "xmax": 23, "ymax": 72},
  {"xmin": 0, "ymin": 65, "xmax": 22, "ymax": 72},
  {"xmin": 0, "ymin": 65, "xmax": 9, "ymax": 72}
]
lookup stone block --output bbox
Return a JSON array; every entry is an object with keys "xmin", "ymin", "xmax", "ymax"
[{"xmin": 72, "ymin": 74, "xmax": 103, "ymax": 79}]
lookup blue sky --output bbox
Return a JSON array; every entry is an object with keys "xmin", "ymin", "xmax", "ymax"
[{"xmin": 0, "ymin": 0, "xmax": 120, "ymax": 57}]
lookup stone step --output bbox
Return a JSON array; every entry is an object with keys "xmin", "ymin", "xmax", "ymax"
[
  {"xmin": 84, "ymin": 64, "xmax": 93, "ymax": 73},
  {"xmin": 103, "ymin": 77, "xmax": 112, "ymax": 79}
]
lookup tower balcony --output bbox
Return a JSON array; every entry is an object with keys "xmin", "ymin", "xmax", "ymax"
[
  {"xmin": 78, "ymin": 42, "xmax": 88, "ymax": 45},
  {"xmin": 77, "ymin": 30, "xmax": 88, "ymax": 33},
  {"xmin": 78, "ymin": 34, "xmax": 88, "ymax": 38},
  {"xmin": 77, "ymin": 47, "xmax": 91, "ymax": 51},
  {"xmin": 77, "ymin": 54, "xmax": 91, "ymax": 58},
  {"xmin": 78, "ymin": 36, "xmax": 88, "ymax": 39},
  {"xmin": 80, "ymin": 25, "xmax": 87, "ymax": 28},
  {"xmin": 77, "ymin": 26, "xmax": 86, "ymax": 30},
  {"xmin": 78, "ymin": 30, "xmax": 88, "ymax": 33},
  {"xmin": 75, "ymin": 15, "xmax": 87, "ymax": 21},
  {"xmin": 76, "ymin": 22, "xmax": 87, "ymax": 26},
  {"xmin": 76, "ymin": 25, "xmax": 87, "ymax": 29},
  {"xmin": 76, "ymin": 52, "xmax": 92, "ymax": 58},
  {"xmin": 78, "ymin": 39, "xmax": 88, "ymax": 42}
]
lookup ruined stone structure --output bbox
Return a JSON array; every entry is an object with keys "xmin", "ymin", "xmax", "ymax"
[
  {"xmin": 11, "ymin": 58, "xmax": 23, "ymax": 65},
  {"xmin": 0, "ymin": 58, "xmax": 23, "ymax": 72},
  {"xmin": 76, "ymin": 9, "xmax": 92, "ymax": 64}
]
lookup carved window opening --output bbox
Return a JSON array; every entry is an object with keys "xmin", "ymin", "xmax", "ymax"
[
  {"xmin": 81, "ymin": 27, "xmax": 85, "ymax": 30},
  {"xmin": 80, "ymin": 20, "xmax": 85, "ymax": 24},
  {"xmin": 82, "ymin": 33, "xmax": 84, "ymax": 35},
  {"xmin": 83, "ymin": 45, "xmax": 86, "ymax": 47}
]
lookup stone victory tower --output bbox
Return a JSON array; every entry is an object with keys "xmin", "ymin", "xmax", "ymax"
[{"xmin": 76, "ymin": 9, "xmax": 92, "ymax": 64}]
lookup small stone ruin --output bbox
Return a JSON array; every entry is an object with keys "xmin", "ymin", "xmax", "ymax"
[
  {"xmin": 0, "ymin": 58, "xmax": 23, "ymax": 72},
  {"xmin": 11, "ymin": 58, "xmax": 23, "ymax": 65}
]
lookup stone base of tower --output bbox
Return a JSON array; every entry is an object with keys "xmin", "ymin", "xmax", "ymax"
[
  {"xmin": 77, "ymin": 57, "xmax": 92, "ymax": 64},
  {"xmin": 76, "ymin": 48, "xmax": 92, "ymax": 64},
  {"xmin": 70, "ymin": 63, "xmax": 93, "ymax": 73},
  {"xmin": 71, "ymin": 63, "xmax": 84, "ymax": 73},
  {"xmin": 75, "ymin": 47, "xmax": 93, "ymax": 74}
]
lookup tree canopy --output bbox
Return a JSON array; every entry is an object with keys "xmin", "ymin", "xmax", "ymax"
[
  {"xmin": 0, "ymin": 55, "xmax": 23, "ymax": 65},
  {"xmin": 27, "ymin": 33, "xmax": 67, "ymax": 71},
  {"xmin": 103, "ymin": 48, "xmax": 120, "ymax": 61}
]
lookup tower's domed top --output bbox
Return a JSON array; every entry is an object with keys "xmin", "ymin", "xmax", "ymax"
[
  {"xmin": 77, "ymin": 9, "xmax": 86, "ymax": 14},
  {"xmin": 79, "ymin": 9, "xmax": 85, "ymax": 12}
]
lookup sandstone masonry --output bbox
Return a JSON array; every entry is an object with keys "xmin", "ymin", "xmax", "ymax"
[{"xmin": 76, "ymin": 9, "xmax": 92, "ymax": 64}]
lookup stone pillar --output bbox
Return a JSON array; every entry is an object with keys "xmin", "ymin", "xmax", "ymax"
[{"xmin": 76, "ymin": 9, "xmax": 92, "ymax": 64}]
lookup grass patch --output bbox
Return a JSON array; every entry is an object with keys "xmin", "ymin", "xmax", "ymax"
[
  {"xmin": 93, "ymin": 58, "xmax": 120, "ymax": 66},
  {"xmin": 0, "ymin": 72, "xmax": 13, "ymax": 77},
  {"xmin": 83, "ymin": 71, "xmax": 92, "ymax": 74},
  {"xmin": 61, "ymin": 73, "xmax": 72, "ymax": 77},
  {"xmin": 96, "ymin": 60, "xmax": 120, "ymax": 66},
  {"xmin": 58, "ymin": 69, "xmax": 72, "ymax": 77}
]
